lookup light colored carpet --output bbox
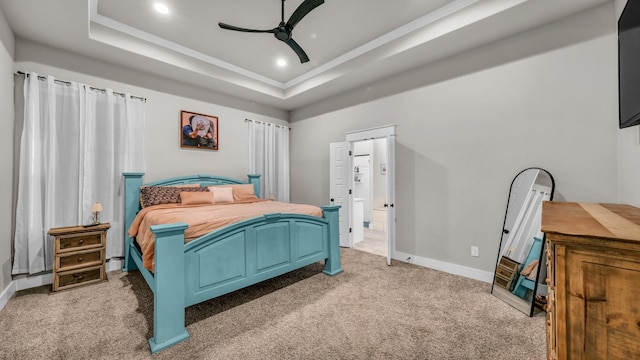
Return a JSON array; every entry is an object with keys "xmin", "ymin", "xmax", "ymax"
[{"xmin": 0, "ymin": 249, "xmax": 545, "ymax": 359}]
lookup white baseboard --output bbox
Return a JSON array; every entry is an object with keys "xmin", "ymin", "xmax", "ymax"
[
  {"xmin": 15, "ymin": 273, "xmax": 52, "ymax": 291},
  {"xmin": 393, "ymin": 251, "xmax": 494, "ymax": 283},
  {"xmin": 0, "ymin": 281, "xmax": 17, "ymax": 313},
  {"xmin": 106, "ymin": 258, "xmax": 123, "ymax": 272}
]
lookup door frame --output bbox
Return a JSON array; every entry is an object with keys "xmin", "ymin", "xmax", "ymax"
[{"xmin": 345, "ymin": 125, "xmax": 396, "ymax": 265}]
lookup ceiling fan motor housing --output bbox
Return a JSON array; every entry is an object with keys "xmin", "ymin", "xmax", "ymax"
[{"xmin": 275, "ymin": 23, "xmax": 290, "ymax": 41}]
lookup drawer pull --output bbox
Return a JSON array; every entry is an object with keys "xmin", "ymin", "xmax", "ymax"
[
  {"xmin": 73, "ymin": 274, "xmax": 83, "ymax": 280},
  {"xmin": 79, "ymin": 239, "xmax": 85, "ymax": 244},
  {"xmin": 77, "ymin": 257, "xmax": 83, "ymax": 262}
]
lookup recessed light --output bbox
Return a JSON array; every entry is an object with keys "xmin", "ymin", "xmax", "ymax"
[
  {"xmin": 276, "ymin": 59, "xmax": 287, "ymax": 67},
  {"xmin": 154, "ymin": 3, "xmax": 169, "ymax": 14}
]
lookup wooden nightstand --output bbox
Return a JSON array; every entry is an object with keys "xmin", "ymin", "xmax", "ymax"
[
  {"xmin": 49, "ymin": 223, "xmax": 111, "ymax": 292},
  {"xmin": 493, "ymin": 256, "xmax": 519, "ymax": 291}
]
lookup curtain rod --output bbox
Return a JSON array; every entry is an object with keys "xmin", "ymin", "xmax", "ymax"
[
  {"xmin": 245, "ymin": 118, "xmax": 291, "ymax": 130},
  {"xmin": 15, "ymin": 71, "xmax": 147, "ymax": 102}
]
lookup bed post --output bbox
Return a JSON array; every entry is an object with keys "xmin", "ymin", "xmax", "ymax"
[
  {"xmin": 122, "ymin": 172, "xmax": 145, "ymax": 272},
  {"xmin": 321, "ymin": 205, "xmax": 343, "ymax": 276},
  {"xmin": 247, "ymin": 174, "xmax": 261, "ymax": 198},
  {"xmin": 148, "ymin": 222, "xmax": 190, "ymax": 353}
]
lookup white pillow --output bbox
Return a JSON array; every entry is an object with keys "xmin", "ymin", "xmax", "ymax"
[{"xmin": 211, "ymin": 187, "xmax": 234, "ymax": 203}]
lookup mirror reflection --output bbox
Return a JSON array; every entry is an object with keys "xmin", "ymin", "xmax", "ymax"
[{"xmin": 491, "ymin": 168, "xmax": 555, "ymax": 316}]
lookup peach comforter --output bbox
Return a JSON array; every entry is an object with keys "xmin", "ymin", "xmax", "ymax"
[{"xmin": 128, "ymin": 199, "xmax": 323, "ymax": 271}]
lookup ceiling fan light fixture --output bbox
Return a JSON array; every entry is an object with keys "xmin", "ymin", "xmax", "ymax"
[{"xmin": 154, "ymin": 3, "xmax": 169, "ymax": 15}]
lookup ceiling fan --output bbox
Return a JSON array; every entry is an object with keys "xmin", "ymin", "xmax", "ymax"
[{"xmin": 218, "ymin": 0, "xmax": 324, "ymax": 63}]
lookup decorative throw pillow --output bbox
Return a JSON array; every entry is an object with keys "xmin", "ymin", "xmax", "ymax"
[
  {"xmin": 210, "ymin": 187, "xmax": 234, "ymax": 203},
  {"xmin": 140, "ymin": 186, "xmax": 209, "ymax": 208},
  {"xmin": 520, "ymin": 259, "xmax": 539, "ymax": 277},
  {"xmin": 231, "ymin": 184, "xmax": 258, "ymax": 201},
  {"xmin": 208, "ymin": 184, "xmax": 258, "ymax": 201},
  {"xmin": 180, "ymin": 191, "xmax": 214, "ymax": 205}
]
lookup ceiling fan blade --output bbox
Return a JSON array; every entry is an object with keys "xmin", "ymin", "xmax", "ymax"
[
  {"xmin": 283, "ymin": 38, "xmax": 310, "ymax": 63},
  {"xmin": 218, "ymin": 22, "xmax": 275, "ymax": 33},
  {"xmin": 286, "ymin": 0, "xmax": 324, "ymax": 30}
]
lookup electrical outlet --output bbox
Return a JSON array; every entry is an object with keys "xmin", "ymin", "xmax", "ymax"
[{"xmin": 471, "ymin": 246, "xmax": 479, "ymax": 257}]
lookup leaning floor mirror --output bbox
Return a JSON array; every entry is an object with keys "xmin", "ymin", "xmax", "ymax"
[{"xmin": 491, "ymin": 167, "xmax": 555, "ymax": 316}]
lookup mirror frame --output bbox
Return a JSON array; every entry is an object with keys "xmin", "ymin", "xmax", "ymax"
[{"xmin": 491, "ymin": 167, "xmax": 555, "ymax": 317}]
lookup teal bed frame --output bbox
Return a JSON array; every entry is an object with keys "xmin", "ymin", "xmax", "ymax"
[{"xmin": 121, "ymin": 173, "xmax": 342, "ymax": 353}]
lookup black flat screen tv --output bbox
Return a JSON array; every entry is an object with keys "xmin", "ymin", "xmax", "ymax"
[{"xmin": 619, "ymin": 0, "xmax": 640, "ymax": 128}]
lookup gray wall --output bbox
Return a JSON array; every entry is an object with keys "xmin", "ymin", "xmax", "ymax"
[
  {"xmin": 290, "ymin": 4, "xmax": 623, "ymax": 274},
  {"xmin": 0, "ymin": 6, "xmax": 14, "ymax": 297}
]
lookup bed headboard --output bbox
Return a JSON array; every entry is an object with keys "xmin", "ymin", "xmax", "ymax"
[{"xmin": 122, "ymin": 173, "xmax": 261, "ymax": 245}]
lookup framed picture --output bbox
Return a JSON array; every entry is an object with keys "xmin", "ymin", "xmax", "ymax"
[
  {"xmin": 380, "ymin": 163, "xmax": 387, "ymax": 175},
  {"xmin": 180, "ymin": 110, "xmax": 219, "ymax": 150}
]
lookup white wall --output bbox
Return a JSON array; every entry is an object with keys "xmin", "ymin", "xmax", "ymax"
[
  {"xmin": 618, "ymin": 127, "xmax": 640, "ymax": 206},
  {"xmin": 0, "ymin": 6, "xmax": 15, "ymax": 302},
  {"xmin": 371, "ymin": 138, "xmax": 387, "ymax": 209},
  {"xmin": 290, "ymin": 4, "xmax": 620, "ymax": 274},
  {"xmin": 615, "ymin": 0, "xmax": 640, "ymax": 206},
  {"xmin": 14, "ymin": 42, "xmax": 288, "ymax": 184}
]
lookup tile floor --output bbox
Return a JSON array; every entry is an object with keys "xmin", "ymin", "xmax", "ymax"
[{"xmin": 353, "ymin": 227, "xmax": 387, "ymax": 257}]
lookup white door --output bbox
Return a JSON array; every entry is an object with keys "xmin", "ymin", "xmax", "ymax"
[
  {"xmin": 345, "ymin": 125, "xmax": 396, "ymax": 265},
  {"xmin": 330, "ymin": 142, "xmax": 351, "ymax": 247},
  {"xmin": 386, "ymin": 134, "xmax": 396, "ymax": 266}
]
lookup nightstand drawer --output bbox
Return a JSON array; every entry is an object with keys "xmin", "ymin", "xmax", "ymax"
[
  {"xmin": 56, "ymin": 266, "xmax": 105, "ymax": 290},
  {"xmin": 57, "ymin": 249, "xmax": 103, "ymax": 272},
  {"xmin": 57, "ymin": 233, "xmax": 102, "ymax": 252}
]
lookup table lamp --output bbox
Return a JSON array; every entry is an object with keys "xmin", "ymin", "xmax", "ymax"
[{"xmin": 91, "ymin": 202, "xmax": 103, "ymax": 224}]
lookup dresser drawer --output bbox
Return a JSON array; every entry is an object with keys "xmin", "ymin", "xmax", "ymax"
[
  {"xmin": 57, "ymin": 233, "xmax": 102, "ymax": 252},
  {"xmin": 57, "ymin": 248, "xmax": 104, "ymax": 272},
  {"xmin": 55, "ymin": 266, "xmax": 105, "ymax": 291}
]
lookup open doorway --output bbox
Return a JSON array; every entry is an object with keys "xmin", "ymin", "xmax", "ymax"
[
  {"xmin": 330, "ymin": 124, "xmax": 396, "ymax": 265},
  {"xmin": 352, "ymin": 139, "xmax": 388, "ymax": 258}
]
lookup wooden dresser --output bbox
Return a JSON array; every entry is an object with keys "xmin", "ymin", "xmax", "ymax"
[
  {"xmin": 49, "ymin": 223, "xmax": 111, "ymax": 292},
  {"xmin": 541, "ymin": 202, "xmax": 640, "ymax": 360}
]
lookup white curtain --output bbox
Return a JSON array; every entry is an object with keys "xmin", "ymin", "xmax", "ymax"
[
  {"xmin": 247, "ymin": 120, "xmax": 289, "ymax": 202},
  {"xmin": 12, "ymin": 73, "xmax": 145, "ymax": 275}
]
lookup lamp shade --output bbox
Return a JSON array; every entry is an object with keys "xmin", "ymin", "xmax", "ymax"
[{"xmin": 91, "ymin": 202, "xmax": 103, "ymax": 212}]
